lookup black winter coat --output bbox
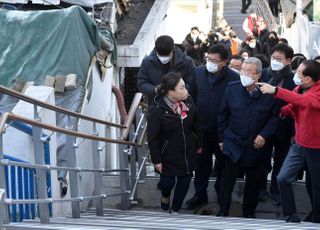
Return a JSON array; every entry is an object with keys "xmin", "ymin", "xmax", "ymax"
[
  {"xmin": 147, "ymin": 96, "xmax": 203, "ymax": 176},
  {"xmin": 261, "ymin": 66, "xmax": 295, "ymax": 139},
  {"xmin": 137, "ymin": 47, "xmax": 195, "ymax": 100},
  {"xmin": 189, "ymin": 65, "xmax": 239, "ymax": 132}
]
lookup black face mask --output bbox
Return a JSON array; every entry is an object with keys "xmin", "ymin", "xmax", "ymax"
[{"xmin": 268, "ymin": 37, "xmax": 277, "ymax": 44}]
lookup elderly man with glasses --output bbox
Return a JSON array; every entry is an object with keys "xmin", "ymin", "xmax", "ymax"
[
  {"xmin": 217, "ymin": 57, "xmax": 279, "ymax": 217},
  {"xmin": 186, "ymin": 44, "xmax": 239, "ymax": 210}
]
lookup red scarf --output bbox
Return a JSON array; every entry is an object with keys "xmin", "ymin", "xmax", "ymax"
[{"xmin": 172, "ymin": 101, "xmax": 189, "ymax": 119}]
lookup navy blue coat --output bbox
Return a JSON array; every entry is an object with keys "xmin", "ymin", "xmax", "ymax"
[
  {"xmin": 218, "ymin": 81, "xmax": 279, "ymax": 166},
  {"xmin": 261, "ymin": 66, "xmax": 295, "ymax": 139},
  {"xmin": 137, "ymin": 47, "xmax": 195, "ymax": 100},
  {"xmin": 189, "ymin": 65, "xmax": 239, "ymax": 132}
]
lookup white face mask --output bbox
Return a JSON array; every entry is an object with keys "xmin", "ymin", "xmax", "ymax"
[
  {"xmin": 158, "ymin": 55, "xmax": 171, "ymax": 64},
  {"xmin": 191, "ymin": 34, "xmax": 198, "ymax": 41},
  {"xmin": 240, "ymin": 74, "xmax": 255, "ymax": 87},
  {"xmin": 230, "ymin": 67, "xmax": 240, "ymax": 74},
  {"xmin": 206, "ymin": 61, "xmax": 219, "ymax": 73},
  {"xmin": 293, "ymin": 73, "xmax": 302, "ymax": 86},
  {"xmin": 249, "ymin": 43, "xmax": 256, "ymax": 49},
  {"xmin": 271, "ymin": 59, "xmax": 284, "ymax": 71}
]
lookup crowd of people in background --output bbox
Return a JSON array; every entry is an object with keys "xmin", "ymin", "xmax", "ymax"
[{"xmin": 136, "ymin": 9, "xmax": 320, "ymax": 225}]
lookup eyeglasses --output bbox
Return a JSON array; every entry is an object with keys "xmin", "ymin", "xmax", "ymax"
[
  {"xmin": 240, "ymin": 70, "xmax": 258, "ymax": 76},
  {"xmin": 206, "ymin": 57, "xmax": 224, "ymax": 63},
  {"xmin": 271, "ymin": 56, "xmax": 284, "ymax": 62}
]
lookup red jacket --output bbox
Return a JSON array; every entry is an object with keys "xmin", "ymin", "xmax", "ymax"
[{"xmin": 276, "ymin": 81, "xmax": 320, "ymax": 148}]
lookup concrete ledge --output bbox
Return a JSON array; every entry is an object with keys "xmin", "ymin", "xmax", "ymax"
[
  {"xmin": 99, "ymin": 176, "xmax": 312, "ymax": 219},
  {"xmin": 117, "ymin": 0, "xmax": 170, "ymax": 67}
]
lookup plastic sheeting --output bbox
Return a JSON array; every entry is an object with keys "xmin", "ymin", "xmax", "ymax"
[{"xmin": 0, "ymin": 5, "xmax": 100, "ymax": 87}]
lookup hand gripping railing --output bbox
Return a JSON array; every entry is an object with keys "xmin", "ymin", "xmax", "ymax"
[{"xmin": 0, "ymin": 111, "xmax": 146, "ymax": 224}]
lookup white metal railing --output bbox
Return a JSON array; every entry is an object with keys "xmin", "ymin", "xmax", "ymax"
[{"xmin": 0, "ymin": 86, "xmax": 149, "ymax": 226}]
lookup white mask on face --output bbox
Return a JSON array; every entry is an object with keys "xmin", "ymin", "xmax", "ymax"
[
  {"xmin": 191, "ymin": 34, "xmax": 198, "ymax": 42},
  {"xmin": 240, "ymin": 74, "xmax": 255, "ymax": 87},
  {"xmin": 206, "ymin": 61, "xmax": 219, "ymax": 73},
  {"xmin": 158, "ymin": 55, "xmax": 171, "ymax": 64},
  {"xmin": 293, "ymin": 73, "xmax": 302, "ymax": 86},
  {"xmin": 249, "ymin": 43, "xmax": 256, "ymax": 48},
  {"xmin": 271, "ymin": 59, "xmax": 284, "ymax": 71}
]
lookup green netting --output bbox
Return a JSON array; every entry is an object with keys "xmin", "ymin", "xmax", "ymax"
[{"xmin": 0, "ymin": 5, "xmax": 100, "ymax": 87}]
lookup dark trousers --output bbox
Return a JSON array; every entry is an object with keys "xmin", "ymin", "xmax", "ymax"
[
  {"xmin": 269, "ymin": 1, "xmax": 279, "ymax": 17},
  {"xmin": 193, "ymin": 132, "xmax": 222, "ymax": 199},
  {"xmin": 218, "ymin": 154, "xmax": 264, "ymax": 216},
  {"xmin": 159, "ymin": 174, "xmax": 191, "ymax": 212},
  {"xmin": 270, "ymin": 137, "xmax": 291, "ymax": 194},
  {"xmin": 242, "ymin": 0, "xmax": 251, "ymax": 11},
  {"xmin": 277, "ymin": 144, "xmax": 320, "ymax": 223}
]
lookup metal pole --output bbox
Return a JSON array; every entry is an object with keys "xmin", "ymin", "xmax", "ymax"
[
  {"xmin": 32, "ymin": 125, "xmax": 50, "ymax": 223},
  {"xmin": 91, "ymin": 122, "xmax": 103, "ymax": 216},
  {"xmin": 66, "ymin": 116, "xmax": 80, "ymax": 218},
  {"xmin": 0, "ymin": 134, "xmax": 8, "ymax": 225},
  {"xmin": 119, "ymin": 144, "xmax": 130, "ymax": 210}
]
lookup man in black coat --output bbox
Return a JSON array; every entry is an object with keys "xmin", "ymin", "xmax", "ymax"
[
  {"xmin": 186, "ymin": 44, "xmax": 239, "ymax": 209},
  {"xmin": 137, "ymin": 35, "xmax": 195, "ymax": 102},
  {"xmin": 260, "ymin": 43, "xmax": 295, "ymax": 205},
  {"xmin": 217, "ymin": 57, "xmax": 279, "ymax": 217}
]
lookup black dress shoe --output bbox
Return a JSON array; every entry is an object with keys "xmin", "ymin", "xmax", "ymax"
[
  {"xmin": 269, "ymin": 192, "xmax": 282, "ymax": 206},
  {"xmin": 286, "ymin": 213, "xmax": 300, "ymax": 223},
  {"xmin": 161, "ymin": 197, "xmax": 170, "ymax": 211},
  {"xmin": 241, "ymin": 10, "xmax": 246, "ymax": 14},
  {"xmin": 186, "ymin": 196, "xmax": 208, "ymax": 210}
]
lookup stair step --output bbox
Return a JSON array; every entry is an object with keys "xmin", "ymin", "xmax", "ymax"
[{"xmin": 4, "ymin": 209, "xmax": 319, "ymax": 229}]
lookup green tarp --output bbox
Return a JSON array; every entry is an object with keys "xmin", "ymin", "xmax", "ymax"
[{"xmin": 0, "ymin": 5, "xmax": 100, "ymax": 87}]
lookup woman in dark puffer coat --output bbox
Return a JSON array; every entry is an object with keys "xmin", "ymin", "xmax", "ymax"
[{"xmin": 147, "ymin": 72, "xmax": 203, "ymax": 214}]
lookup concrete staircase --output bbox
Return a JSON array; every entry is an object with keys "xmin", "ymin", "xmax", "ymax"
[
  {"xmin": 222, "ymin": 0, "xmax": 254, "ymax": 41},
  {"xmin": 3, "ymin": 209, "xmax": 319, "ymax": 229}
]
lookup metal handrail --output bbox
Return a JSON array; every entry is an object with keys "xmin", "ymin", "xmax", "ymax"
[
  {"xmin": 0, "ymin": 85, "xmax": 126, "ymax": 129},
  {"xmin": 1, "ymin": 159, "xmax": 128, "ymax": 173},
  {"xmin": 256, "ymin": 0, "xmax": 279, "ymax": 32},
  {"xmin": 121, "ymin": 93, "xmax": 143, "ymax": 140},
  {"xmin": 129, "ymin": 156, "xmax": 148, "ymax": 200},
  {"xmin": 0, "ymin": 113, "xmax": 141, "ymax": 147},
  {"xmin": 4, "ymin": 192, "xmax": 130, "ymax": 205}
]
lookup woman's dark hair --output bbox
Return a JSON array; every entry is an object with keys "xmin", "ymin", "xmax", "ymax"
[
  {"xmin": 302, "ymin": 60, "xmax": 320, "ymax": 82},
  {"xmin": 157, "ymin": 72, "xmax": 182, "ymax": 96}
]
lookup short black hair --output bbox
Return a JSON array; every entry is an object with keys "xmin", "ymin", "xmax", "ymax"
[
  {"xmin": 191, "ymin": 26, "xmax": 199, "ymax": 32},
  {"xmin": 157, "ymin": 72, "xmax": 182, "ymax": 96},
  {"xmin": 302, "ymin": 60, "xmax": 320, "ymax": 82},
  {"xmin": 291, "ymin": 53, "xmax": 306, "ymax": 71},
  {"xmin": 313, "ymin": 55, "xmax": 320, "ymax": 61},
  {"xmin": 278, "ymin": 38, "xmax": 289, "ymax": 44},
  {"xmin": 272, "ymin": 43, "xmax": 294, "ymax": 60},
  {"xmin": 207, "ymin": 44, "xmax": 229, "ymax": 60},
  {"xmin": 155, "ymin": 35, "xmax": 174, "ymax": 56},
  {"xmin": 230, "ymin": 55, "xmax": 244, "ymax": 62},
  {"xmin": 254, "ymin": 54, "xmax": 270, "ymax": 69}
]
